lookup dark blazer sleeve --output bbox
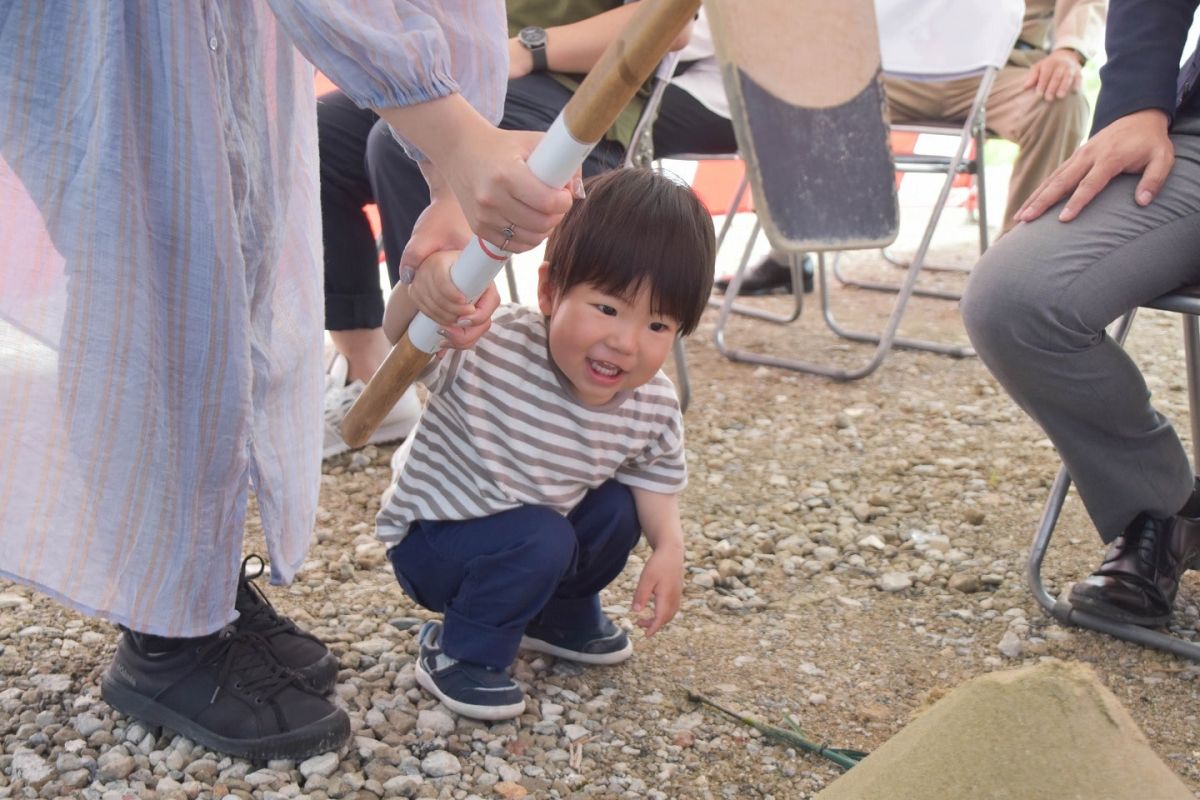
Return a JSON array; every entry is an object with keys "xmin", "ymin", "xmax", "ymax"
[{"xmin": 1091, "ymin": 0, "xmax": 1200, "ymax": 134}]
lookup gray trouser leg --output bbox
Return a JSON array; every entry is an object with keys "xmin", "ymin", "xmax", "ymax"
[{"xmin": 960, "ymin": 117, "xmax": 1200, "ymax": 542}]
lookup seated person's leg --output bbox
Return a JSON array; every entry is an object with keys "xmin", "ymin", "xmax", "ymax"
[
  {"xmin": 365, "ymin": 118, "xmax": 431, "ymax": 285},
  {"xmin": 960, "ymin": 119, "xmax": 1200, "ymax": 626},
  {"xmin": 502, "ymin": 73, "xmax": 626, "ymax": 178},
  {"xmin": 976, "ymin": 63, "xmax": 1089, "ymax": 233},
  {"xmin": 320, "ymin": 90, "xmax": 386, "ymax": 368},
  {"xmin": 320, "ymin": 92, "xmax": 420, "ymax": 458},
  {"xmin": 652, "ymin": 83, "xmax": 737, "ymax": 158},
  {"xmin": 522, "ymin": 480, "xmax": 642, "ymax": 664},
  {"xmin": 387, "ymin": 505, "xmax": 579, "ymax": 719}
]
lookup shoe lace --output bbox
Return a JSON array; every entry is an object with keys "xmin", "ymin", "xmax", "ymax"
[
  {"xmin": 236, "ymin": 554, "xmax": 294, "ymax": 639},
  {"xmin": 201, "ymin": 626, "xmax": 297, "ymax": 705}
]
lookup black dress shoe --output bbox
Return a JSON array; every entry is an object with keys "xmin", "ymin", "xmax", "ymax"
[
  {"xmin": 714, "ymin": 255, "xmax": 814, "ymax": 296},
  {"xmin": 236, "ymin": 555, "xmax": 339, "ymax": 694},
  {"xmin": 1068, "ymin": 512, "xmax": 1200, "ymax": 626}
]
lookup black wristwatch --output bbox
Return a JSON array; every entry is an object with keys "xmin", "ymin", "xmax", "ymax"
[{"xmin": 518, "ymin": 26, "xmax": 548, "ymax": 72}]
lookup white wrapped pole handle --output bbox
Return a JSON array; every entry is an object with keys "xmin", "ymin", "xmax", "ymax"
[
  {"xmin": 406, "ymin": 116, "xmax": 594, "ymax": 353},
  {"xmin": 340, "ymin": 0, "xmax": 702, "ymax": 449}
]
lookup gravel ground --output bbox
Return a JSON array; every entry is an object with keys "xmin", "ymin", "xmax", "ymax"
[{"xmin": 4, "ymin": 246, "xmax": 1200, "ymax": 799}]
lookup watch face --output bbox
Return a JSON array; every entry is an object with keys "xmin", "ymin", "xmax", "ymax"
[{"xmin": 519, "ymin": 26, "xmax": 547, "ymax": 49}]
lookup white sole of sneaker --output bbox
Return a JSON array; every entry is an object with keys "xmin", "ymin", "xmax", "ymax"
[
  {"xmin": 324, "ymin": 387, "xmax": 422, "ymax": 460},
  {"xmin": 323, "ymin": 416, "xmax": 415, "ymax": 459},
  {"xmin": 414, "ymin": 660, "xmax": 526, "ymax": 721},
  {"xmin": 518, "ymin": 634, "xmax": 634, "ymax": 665}
]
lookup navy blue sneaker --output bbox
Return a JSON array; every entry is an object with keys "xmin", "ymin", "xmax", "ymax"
[
  {"xmin": 520, "ymin": 614, "xmax": 633, "ymax": 665},
  {"xmin": 413, "ymin": 621, "xmax": 525, "ymax": 720}
]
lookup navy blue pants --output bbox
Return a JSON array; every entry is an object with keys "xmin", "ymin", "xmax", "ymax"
[{"xmin": 388, "ymin": 480, "xmax": 640, "ymax": 670}]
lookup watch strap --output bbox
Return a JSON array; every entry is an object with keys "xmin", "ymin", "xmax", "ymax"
[{"xmin": 529, "ymin": 41, "xmax": 548, "ymax": 72}]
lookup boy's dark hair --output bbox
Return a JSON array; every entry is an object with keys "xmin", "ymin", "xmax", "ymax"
[{"xmin": 543, "ymin": 168, "xmax": 715, "ymax": 336}]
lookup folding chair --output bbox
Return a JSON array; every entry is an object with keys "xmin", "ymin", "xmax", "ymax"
[
  {"xmin": 626, "ymin": 40, "xmax": 765, "ymax": 412},
  {"xmin": 833, "ymin": 0, "xmax": 1010, "ymax": 299},
  {"xmin": 710, "ymin": 0, "xmax": 1024, "ymax": 381},
  {"xmin": 831, "ymin": 127, "xmax": 990, "ymax": 301},
  {"xmin": 630, "ymin": 9, "xmax": 825, "ymax": 405},
  {"xmin": 1028, "ymin": 289, "xmax": 1200, "ymax": 661}
]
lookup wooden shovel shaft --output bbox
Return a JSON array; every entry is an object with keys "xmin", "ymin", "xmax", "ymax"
[
  {"xmin": 340, "ymin": 334, "xmax": 428, "ymax": 449},
  {"xmin": 340, "ymin": 0, "xmax": 700, "ymax": 450},
  {"xmin": 566, "ymin": 0, "xmax": 701, "ymax": 141}
]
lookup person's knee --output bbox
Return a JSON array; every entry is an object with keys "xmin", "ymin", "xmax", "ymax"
[
  {"xmin": 961, "ymin": 234, "xmax": 1067, "ymax": 356},
  {"xmin": 1021, "ymin": 91, "xmax": 1089, "ymax": 147}
]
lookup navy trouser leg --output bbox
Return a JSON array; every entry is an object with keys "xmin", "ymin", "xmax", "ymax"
[
  {"xmin": 535, "ymin": 480, "xmax": 641, "ymax": 630},
  {"xmin": 388, "ymin": 480, "xmax": 641, "ymax": 669}
]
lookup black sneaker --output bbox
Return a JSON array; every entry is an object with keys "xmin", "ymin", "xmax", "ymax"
[
  {"xmin": 413, "ymin": 621, "xmax": 525, "ymax": 721},
  {"xmin": 520, "ymin": 614, "xmax": 633, "ymax": 665},
  {"xmin": 236, "ymin": 555, "xmax": 339, "ymax": 694},
  {"xmin": 101, "ymin": 626, "xmax": 350, "ymax": 761}
]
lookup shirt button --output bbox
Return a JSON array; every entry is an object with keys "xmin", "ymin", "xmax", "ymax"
[{"xmin": 208, "ymin": 36, "xmax": 219, "ymax": 52}]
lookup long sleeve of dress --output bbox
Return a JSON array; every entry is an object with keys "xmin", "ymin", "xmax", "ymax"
[{"xmin": 268, "ymin": 0, "xmax": 507, "ymax": 159}]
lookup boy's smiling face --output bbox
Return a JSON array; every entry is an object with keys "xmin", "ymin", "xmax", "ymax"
[{"xmin": 537, "ymin": 264, "xmax": 678, "ymax": 407}]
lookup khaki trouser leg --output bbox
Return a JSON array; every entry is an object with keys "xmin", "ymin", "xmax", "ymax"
[
  {"xmin": 980, "ymin": 64, "xmax": 1089, "ymax": 232},
  {"xmin": 884, "ymin": 63, "xmax": 1088, "ymax": 233}
]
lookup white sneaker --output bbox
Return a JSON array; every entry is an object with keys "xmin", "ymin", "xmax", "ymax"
[{"xmin": 323, "ymin": 353, "xmax": 422, "ymax": 459}]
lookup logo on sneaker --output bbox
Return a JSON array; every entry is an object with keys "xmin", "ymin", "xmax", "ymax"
[{"xmin": 115, "ymin": 662, "xmax": 137, "ymax": 687}]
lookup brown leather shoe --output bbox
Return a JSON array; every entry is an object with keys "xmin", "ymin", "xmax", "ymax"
[{"xmin": 1069, "ymin": 513, "xmax": 1200, "ymax": 627}]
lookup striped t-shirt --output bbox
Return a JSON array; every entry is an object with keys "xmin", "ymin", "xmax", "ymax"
[{"xmin": 376, "ymin": 304, "xmax": 687, "ymax": 543}]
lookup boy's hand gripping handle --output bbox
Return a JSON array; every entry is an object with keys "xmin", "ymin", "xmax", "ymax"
[{"xmin": 340, "ymin": 0, "xmax": 701, "ymax": 449}]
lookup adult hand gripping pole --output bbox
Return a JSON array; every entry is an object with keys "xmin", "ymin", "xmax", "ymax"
[{"xmin": 341, "ymin": 0, "xmax": 700, "ymax": 449}]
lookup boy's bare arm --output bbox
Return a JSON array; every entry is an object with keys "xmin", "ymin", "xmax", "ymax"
[{"xmin": 630, "ymin": 487, "xmax": 685, "ymax": 637}]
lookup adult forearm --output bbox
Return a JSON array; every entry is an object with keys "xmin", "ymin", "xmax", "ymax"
[{"xmin": 510, "ymin": 4, "xmax": 691, "ymax": 78}]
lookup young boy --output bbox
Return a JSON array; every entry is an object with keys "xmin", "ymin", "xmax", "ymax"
[{"xmin": 377, "ymin": 169, "xmax": 715, "ymax": 720}]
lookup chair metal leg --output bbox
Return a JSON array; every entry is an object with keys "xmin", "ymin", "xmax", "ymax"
[
  {"xmin": 1027, "ymin": 307, "xmax": 1200, "ymax": 661},
  {"xmin": 840, "ymin": 115, "xmax": 991, "ymax": 299},
  {"xmin": 713, "ymin": 131, "xmax": 977, "ymax": 382},
  {"xmin": 672, "ymin": 336, "xmax": 690, "ymax": 413},
  {"xmin": 878, "ymin": 244, "xmax": 974, "ymax": 275},
  {"xmin": 877, "ymin": 115, "xmax": 991, "ymax": 276},
  {"xmin": 713, "ymin": 172, "xmax": 749, "ymax": 251},
  {"xmin": 816, "ymin": 97, "xmax": 987, "ymax": 361},
  {"xmin": 713, "ymin": 253, "xmax": 898, "ymax": 380},
  {"xmin": 831, "ymin": 251, "xmax": 964, "ymax": 301},
  {"xmin": 706, "ymin": 218, "xmax": 804, "ymax": 324},
  {"xmin": 974, "ymin": 115, "xmax": 991, "ymax": 255},
  {"xmin": 1185, "ymin": 313, "xmax": 1200, "ymax": 463}
]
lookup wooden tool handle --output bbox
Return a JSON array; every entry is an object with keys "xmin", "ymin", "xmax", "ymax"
[
  {"xmin": 340, "ymin": 334, "xmax": 430, "ymax": 449},
  {"xmin": 341, "ymin": 0, "xmax": 699, "ymax": 450},
  {"xmin": 566, "ymin": 0, "xmax": 701, "ymax": 141}
]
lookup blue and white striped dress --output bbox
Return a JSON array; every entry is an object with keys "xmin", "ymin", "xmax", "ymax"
[{"xmin": 0, "ymin": 0, "xmax": 505, "ymax": 636}]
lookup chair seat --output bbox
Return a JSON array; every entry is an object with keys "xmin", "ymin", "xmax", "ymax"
[{"xmin": 1145, "ymin": 286, "xmax": 1200, "ymax": 315}]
